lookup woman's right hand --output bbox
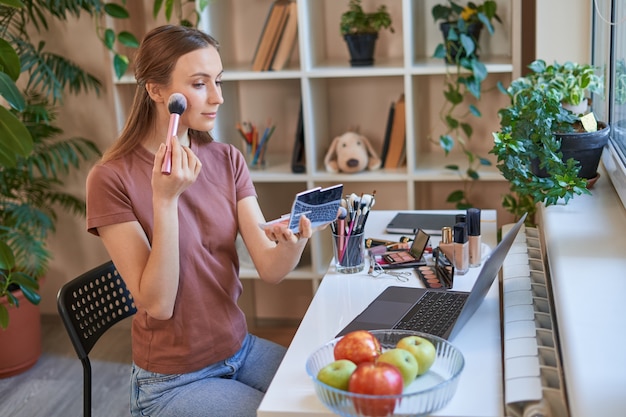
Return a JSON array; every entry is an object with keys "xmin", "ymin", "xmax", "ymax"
[{"xmin": 152, "ymin": 135, "xmax": 202, "ymax": 200}]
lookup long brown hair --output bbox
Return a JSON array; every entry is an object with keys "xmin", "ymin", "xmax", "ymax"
[{"xmin": 102, "ymin": 25, "xmax": 220, "ymax": 163}]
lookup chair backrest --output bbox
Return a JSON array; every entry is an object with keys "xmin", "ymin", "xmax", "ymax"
[{"xmin": 57, "ymin": 260, "xmax": 137, "ymax": 360}]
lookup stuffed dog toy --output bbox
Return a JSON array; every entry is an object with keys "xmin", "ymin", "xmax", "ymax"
[{"xmin": 324, "ymin": 131, "xmax": 382, "ymax": 174}]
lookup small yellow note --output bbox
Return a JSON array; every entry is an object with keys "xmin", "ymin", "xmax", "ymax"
[{"xmin": 580, "ymin": 112, "xmax": 598, "ymax": 132}]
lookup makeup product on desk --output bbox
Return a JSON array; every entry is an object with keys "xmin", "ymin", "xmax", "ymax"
[
  {"xmin": 453, "ymin": 222, "xmax": 469, "ymax": 275},
  {"xmin": 438, "ymin": 226, "xmax": 454, "ymax": 261},
  {"xmin": 371, "ymin": 229, "xmax": 430, "ymax": 269},
  {"xmin": 467, "ymin": 208, "xmax": 482, "ymax": 267},
  {"xmin": 331, "ymin": 191, "xmax": 376, "ymax": 274},
  {"xmin": 414, "ymin": 248, "xmax": 455, "ymax": 289}
]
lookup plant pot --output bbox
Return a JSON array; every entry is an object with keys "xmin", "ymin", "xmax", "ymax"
[
  {"xmin": 343, "ymin": 33, "xmax": 378, "ymax": 67},
  {"xmin": 439, "ymin": 22, "xmax": 483, "ymax": 64},
  {"xmin": 532, "ymin": 122, "xmax": 610, "ymax": 180},
  {"xmin": 0, "ymin": 289, "xmax": 42, "ymax": 378}
]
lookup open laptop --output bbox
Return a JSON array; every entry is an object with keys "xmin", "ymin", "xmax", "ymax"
[{"xmin": 337, "ymin": 213, "xmax": 527, "ymax": 340}]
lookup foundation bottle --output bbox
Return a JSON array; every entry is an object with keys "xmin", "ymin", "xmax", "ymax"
[
  {"xmin": 467, "ymin": 208, "xmax": 482, "ymax": 267},
  {"xmin": 453, "ymin": 223, "xmax": 469, "ymax": 275},
  {"xmin": 438, "ymin": 226, "xmax": 454, "ymax": 262}
]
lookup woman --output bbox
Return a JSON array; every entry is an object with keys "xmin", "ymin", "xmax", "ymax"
[{"xmin": 86, "ymin": 25, "xmax": 314, "ymax": 416}]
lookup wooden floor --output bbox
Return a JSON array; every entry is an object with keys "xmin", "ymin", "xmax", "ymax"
[{"xmin": 0, "ymin": 314, "xmax": 299, "ymax": 417}]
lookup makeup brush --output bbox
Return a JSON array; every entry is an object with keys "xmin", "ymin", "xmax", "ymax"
[{"xmin": 161, "ymin": 93, "xmax": 187, "ymax": 175}]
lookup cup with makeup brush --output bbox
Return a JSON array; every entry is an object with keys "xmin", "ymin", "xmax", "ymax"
[{"xmin": 332, "ymin": 230, "xmax": 365, "ymax": 274}]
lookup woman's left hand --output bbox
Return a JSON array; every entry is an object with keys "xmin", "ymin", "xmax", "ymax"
[{"xmin": 264, "ymin": 214, "xmax": 312, "ymax": 244}]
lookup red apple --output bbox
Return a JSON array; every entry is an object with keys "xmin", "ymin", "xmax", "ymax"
[
  {"xmin": 348, "ymin": 362, "xmax": 404, "ymax": 417},
  {"xmin": 334, "ymin": 330, "xmax": 382, "ymax": 365}
]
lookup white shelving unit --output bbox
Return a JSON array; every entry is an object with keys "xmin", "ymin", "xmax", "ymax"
[{"xmin": 111, "ymin": 0, "xmax": 521, "ymax": 285}]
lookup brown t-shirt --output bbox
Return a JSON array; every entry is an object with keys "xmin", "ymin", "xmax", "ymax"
[{"xmin": 86, "ymin": 141, "xmax": 256, "ymax": 374}]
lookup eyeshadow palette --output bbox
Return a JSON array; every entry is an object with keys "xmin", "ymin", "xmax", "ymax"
[
  {"xmin": 371, "ymin": 229, "xmax": 430, "ymax": 269},
  {"xmin": 415, "ymin": 248, "xmax": 454, "ymax": 289}
]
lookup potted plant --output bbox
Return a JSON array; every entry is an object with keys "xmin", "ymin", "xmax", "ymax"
[
  {"xmin": 491, "ymin": 59, "xmax": 608, "ymax": 224},
  {"xmin": 430, "ymin": 1, "xmax": 501, "ymax": 209},
  {"xmin": 432, "ymin": 0, "xmax": 501, "ymax": 64},
  {"xmin": 339, "ymin": 0, "xmax": 394, "ymax": 67}
]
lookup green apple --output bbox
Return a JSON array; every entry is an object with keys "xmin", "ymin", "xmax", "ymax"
[
  {"xmin": 317, "ymin": 359, "xmax": 358, "ymax": 391},
  {"xmin": 376, "ymin": 348, "xmax": 419, "ymax": 387},
  {"xmin": 396, "ymin": 336, "xmax": 436, "ymax": 376}
]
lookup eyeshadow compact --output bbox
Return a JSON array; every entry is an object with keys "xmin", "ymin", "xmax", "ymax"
[
  {"xmin": 414, "ymin": 247, "xmax": 455, "ymax": 289},
  {"xmin": 370, "ymin": 229, "xmax": 430, "ymax": 269}
]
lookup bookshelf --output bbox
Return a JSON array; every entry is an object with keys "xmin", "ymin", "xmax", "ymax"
[{"xmin": 110, "ymin": 0, "xmax": 522, "ymax": 286}]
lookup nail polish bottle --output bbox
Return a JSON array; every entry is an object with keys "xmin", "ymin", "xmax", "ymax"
[
  {"xmin": 467, "ymin": 208, "xmax": 482, "ymax": 267},
  {"xmin": 438, "ymin": 226, "xmax": 454, "ymax": 262},
  {"xmin": 453, "ymin": 222, "xmax": 469, "ymax": 275}
]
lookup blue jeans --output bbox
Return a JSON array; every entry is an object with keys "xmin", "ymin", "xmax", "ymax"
[{"xmin": 130, "ymin": 333, "xmax": 286, "ymax": 417}]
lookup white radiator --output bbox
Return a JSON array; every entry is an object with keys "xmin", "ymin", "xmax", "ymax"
[{"xmin": 501, "ymin": 224, "xmax": 569, "ymax": 417}]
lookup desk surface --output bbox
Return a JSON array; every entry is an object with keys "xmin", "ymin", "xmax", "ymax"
[{"xmin": 258, "ymin": 210, "xmax": 502, "ymax": 417}]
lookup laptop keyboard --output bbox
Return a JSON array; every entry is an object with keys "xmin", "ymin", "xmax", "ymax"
[{"xmin": 393, "ymin": 291, "xmax": 469, "ymax": 337}]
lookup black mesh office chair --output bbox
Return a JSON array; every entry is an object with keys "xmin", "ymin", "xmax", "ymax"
[{"xmin": 57, "ymin": 261, "xmax": 137, "ymax": 417}]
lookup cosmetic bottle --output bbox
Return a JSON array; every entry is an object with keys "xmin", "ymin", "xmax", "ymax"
[
  {"xmin": 438, "ymin": 226, "xmax": 454, "ymax": 261},
  {"xmin": 467, "ymin": 208, "xmax": 482, "ymax": 267},
  {"xmin": 453, "ymin": 223, "xmax": 469, "ymax": 275}
]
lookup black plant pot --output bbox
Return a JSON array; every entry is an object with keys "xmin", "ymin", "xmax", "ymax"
[
  {"xmin": 439, "ymin": 22, "xmax": 483, "ymax": 64},
  {"xmin": 343, "ymin": 33, "xmax": 378, "ymax": 67},
  {"xmin": 532, "ymin": 122, "xmax": 610, "ymax": 180}
]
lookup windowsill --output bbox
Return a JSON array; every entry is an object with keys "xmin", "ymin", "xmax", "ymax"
[{"xmin": 537, "ymin": 162, "xmax": 626, "ymax": 417}]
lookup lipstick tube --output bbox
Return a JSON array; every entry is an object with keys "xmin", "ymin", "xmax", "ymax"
[{"xmin": 467, "ymin": 208, "xmax": 481, "ymax": 267}]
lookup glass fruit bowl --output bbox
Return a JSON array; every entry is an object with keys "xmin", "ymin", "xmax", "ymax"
[{"xmin": 305, "ymin": 329, "xmax": 465, "ymax": 417}]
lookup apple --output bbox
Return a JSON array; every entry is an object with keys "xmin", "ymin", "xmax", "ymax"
[
  {"xmin": 348, "ymin": 362, "xmax": 404, "ymax": 417},
  {"xmin": 376, "ymin": 348, "xmax": 419, "ymax": 387},
  {"xmin": 396, "ymin": 335, "xmax": 436, "ymax": 376},
  {"xmin": 316, "ymin": 359, "xmax": 357, "ymax": 391},
  {"xmin": 334, "ymin": 330, "xmax": 382, "ymax": 365}
]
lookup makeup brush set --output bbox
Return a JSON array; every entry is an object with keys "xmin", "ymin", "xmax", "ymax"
[{"xmin": 330, "ymin": 191, "xmax": 376, "ymax": 270}]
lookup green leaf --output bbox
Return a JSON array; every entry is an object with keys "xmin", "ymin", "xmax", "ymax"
[
  {"xmin": 104, "ymin": 3, "xmax": 129, "ymax": 19},
  {"xmin": 104, "ymin": 28, "xmax": 115, "ymax": 50},
  {"xmin": 446, "ymin": 115, "xmax": 459, "ymax": 129},
  {"xmin": 0, "ymin": 241, "xmax": 16, "ymax": 271},
  {"xmin": 164, "ymin": 0, "xmax": 175, "ymax": 21},
  {"xmin": 153, "ymin": 0, "xmax": 164, "ymax": 18},
  {"xmin": 459, "ymin": 33, "xmax": 475, "ymax": 56},
  {"xmin": 0, "ymin": 106, "xmax": 34, "ymax": 167},
  {"xmin": 439, "ymin": 134, "xmax": 454, "ymax": 154},
  {"xmin": 0, "ymin": 0, "xmax": 24, "ymax": 8},
  {"xmin": 0, "ymin": 305, "xmax": 8, "ymax": 330},
  {"xmin": 113, "ymin": 54, "xmax": 129, "ymax": 80},
  {"xmin": 433, "ymin": 44, "xmax": 446, "ymax": 59},
  {"xmin": 446, "ymin": 190, "xmax": 464, "ymax": 203},
  {"xmin": 118, "ymin": 31, "xmax": 140, "ymax": 48},
  {"xmin": 468, "ymin": 104, "xmax": 481, "ymax": 117},
  {"xmin": 0, "ymin": 72, "xmax": 26, "ymax": 111},
  {"xmin": 0, "ymin": 39, "xmax": 21, "ymax": 81},
  {"xmin": 461, "ymin": 122, "xmax": 473, "ymax": 138}
]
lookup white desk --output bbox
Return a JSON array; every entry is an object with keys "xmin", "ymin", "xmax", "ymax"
[{"xmin": 258, "ymin": 210, "xmax": 502, "ymax": 417}]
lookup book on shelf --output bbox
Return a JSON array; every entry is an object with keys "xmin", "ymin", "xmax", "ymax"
[
  {"xmin": 251, "ymin": 0, "xmax": 290, "ymax": 72},
  {"xmin": 291, "ymin": 102, "xmax": 305, "ymax": 173},
  {"xmin": 383, "ymin": 94, "xmax": 406, "ymax": 169},
  {"xmin": 379, "ymin": 100, "xmax": 395, "ymax": 168},
  {"xmin": 270, "ymin": 1, "xmax": 298, "ymax": 71}
]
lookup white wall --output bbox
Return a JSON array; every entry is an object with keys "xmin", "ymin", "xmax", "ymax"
[{"xmin": 536, "ymin": 0, "xmax": 592, "ymax": 64}]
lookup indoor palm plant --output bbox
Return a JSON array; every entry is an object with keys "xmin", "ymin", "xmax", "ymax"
[
  {"xmin": 491, "ymin": 59, "xmax": 607, "ymax": 224},
  {"xmin": 339, "ymin": 0, "xmax": 394, "ymax": 66},
  {"xmin": 431, "ymin": 0, "xmax": 501, "ymax": 209},
  {"xmin": 0, "ymin": 0, "xmax": 207, "ymax": 376}
]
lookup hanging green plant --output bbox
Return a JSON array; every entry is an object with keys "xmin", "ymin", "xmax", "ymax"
[{"xmin": 431, "ymin": 0, "xmax": 501, "ymax": 209}]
